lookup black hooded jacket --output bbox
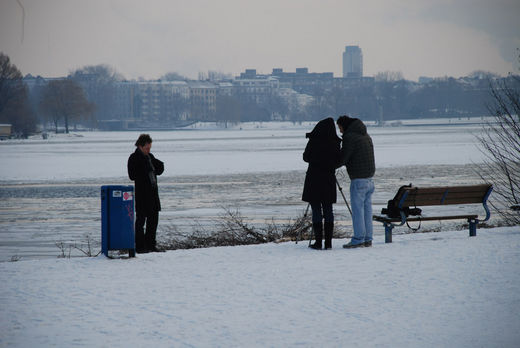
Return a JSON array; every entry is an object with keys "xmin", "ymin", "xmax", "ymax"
[
  {"xmin": 337, "ymin": 118, "xmax": 375, "ymax": 179},
  {"xmin": 302, "ymin": 118, "xmax": 341, "ymax": 203},
  {"xmin": 127, "ymin": 148, "xmax": 164, "ymax": 214}
]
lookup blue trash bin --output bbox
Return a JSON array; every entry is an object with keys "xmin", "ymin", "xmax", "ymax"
[{"xmin": 101, "ymin": 185, "xmax": 136, "ymax": 258}]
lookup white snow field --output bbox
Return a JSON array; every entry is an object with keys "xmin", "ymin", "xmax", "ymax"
[{"xmin": 1, "ymin": 227, "xmax": 519, "ymax": 347}]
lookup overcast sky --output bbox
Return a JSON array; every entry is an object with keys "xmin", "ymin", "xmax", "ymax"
[{"xmin": 1, "ymin": 0, "xmax": 519, "ymax": 81}]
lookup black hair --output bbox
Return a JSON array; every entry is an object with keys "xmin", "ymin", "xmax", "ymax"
[
  {"xmin": 135, "ymin": 134, "xmax": 152, "ymax": 147},
  {"xmin": 337, "ymin": 115, "xmax": 354, "ymax": 130}
]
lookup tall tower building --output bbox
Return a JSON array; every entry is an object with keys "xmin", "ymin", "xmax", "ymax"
[{"xmin": 343, "ymin": 45, "xmax": 363, "ymax": 78}]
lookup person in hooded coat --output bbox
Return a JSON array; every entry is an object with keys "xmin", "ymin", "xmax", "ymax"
[
  {"xmin": 336, "ymin": 115, "xmax": 376, "ymax": 248},
  {"xmin": 302, "ymin": 117, "xmax": 341, "ymax": 249},
  {"xmin": 128, "ymin": 134, "xmax": 164, "ymax": 253}
]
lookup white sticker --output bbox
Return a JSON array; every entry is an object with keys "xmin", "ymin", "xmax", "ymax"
[
  {"xmin": 123, "ymin": 191, "xmax": 133, "ymax": 201},
  {"xmin": 113, "ymin": 190, "xmax": 122, "ymax": 198}
]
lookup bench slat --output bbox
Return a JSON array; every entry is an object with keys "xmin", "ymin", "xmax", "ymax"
[
  {"xmin": 374, "ymin": 214, "xmax": 478, "ymax": 223},
  {"xmin": 403, "ymin": 196, "xmax": 485, "ymax": 206},
  {"xmin": 398, "ymin": 184, "xmax": 491, "ymax": 207}
]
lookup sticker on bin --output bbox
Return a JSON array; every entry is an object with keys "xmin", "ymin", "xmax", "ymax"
[
  {"xmin": 112, "ymin": 190, "xmax": 122, "ymax": 198},
  {"xmin": 123, "ymin": 191, "xmax": 133, "ymax": 201}
]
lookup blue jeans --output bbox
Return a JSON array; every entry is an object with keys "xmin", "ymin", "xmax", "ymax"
[
  {"xmin": 350, "ymin": 178, "xmax": 375, "ymax": 245},
  {"xmin": 310, "ymin": 202, "xmax": 334, "ymax": 224}
]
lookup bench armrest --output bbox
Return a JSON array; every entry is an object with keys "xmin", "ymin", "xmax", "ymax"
[{"xmin": 481, "ymin": 185, "xmax": 493, "ymax": 222}]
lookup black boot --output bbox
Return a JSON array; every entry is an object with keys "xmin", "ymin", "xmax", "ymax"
[
  {"xmin": 324, "ymin": 222, "xmax": 333, "ymax": 249},
  {"xmin": 135, "ymin": 216, "xmax": 146, "ymax": 253},
  {"xmin": 309, "ymin": 222, "xmax": 323, "ymax": 250}
]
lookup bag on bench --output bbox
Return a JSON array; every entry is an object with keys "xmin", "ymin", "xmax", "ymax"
[{"xmin": 381, "ymin": 184, "xmax": 422, "ymax": 218}]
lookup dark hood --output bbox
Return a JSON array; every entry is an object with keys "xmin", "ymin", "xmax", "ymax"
[
  {"xmin": 345, "ymin": 118, "xmax": 367, "ymax": 136},
  {"xmin": 306, "ymin": 117, "xmax": 341, "ymax": 141}
]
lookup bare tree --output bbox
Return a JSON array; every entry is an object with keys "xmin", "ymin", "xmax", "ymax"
[
  {"xmin": 216, "ymin": 95, "xmax": 241, "ymax": 127},
  {"xmin": 207, "ymin": 70, "xmax": 233, "ymax": 81},
  {"xmin": 476, "ymin": 76, "xmax": 520, "ymax": 225},
  {"xmin": 160, "ymin": 71, "xmax": 187, "ymax": 81},
  {"xmin": 39, "ymin": 79, "xmax": 95, "ymax": 133},
  {"xmin": 69, "ymin": 64, "xmax": 124, "ymax": 83},
  {"xmin": 69, "ymin": 64, "xmax": 123, "ymax": 123},
  {"xmin": 375, "ymin": 71, "xmax": 404, "ymax": 82},
  {"xmin": 0, "ymin": 52, "xmax": 37, "ymax": 137},
  {"xmin": 468, "ymin": 70, "xmax": 501, "ymax": 80},
  {"xmin": 0, "ymin": 52, "xmax": 23, "ymax": 113}
]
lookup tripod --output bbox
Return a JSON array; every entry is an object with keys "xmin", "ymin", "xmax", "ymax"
[
  {"xmin": 297, "ymin": 176, "xmax": 353, "ymax": 246},
  {"xmin": 335, "ymin": 177, "xmax": 353, "ymax": 217}
]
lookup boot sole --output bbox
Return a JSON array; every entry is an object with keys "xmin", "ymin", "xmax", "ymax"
[{"xmin": 343, "ymin": 243, "xmax": 365, "ymax": 249}]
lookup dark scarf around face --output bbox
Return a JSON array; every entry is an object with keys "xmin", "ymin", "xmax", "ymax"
[{"xmin": 139, "ymin": 148, "xmax": 157, "ymax": 189}]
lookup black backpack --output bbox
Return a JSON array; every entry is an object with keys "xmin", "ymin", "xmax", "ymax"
[{"xmin": 381, "ymin": 184, "xmax": 422, "ymax": 218}]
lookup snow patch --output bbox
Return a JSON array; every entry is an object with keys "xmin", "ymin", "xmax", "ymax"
[{"xmin": 1, "ymin": 227, "xmax": 519, "ymax": 347}]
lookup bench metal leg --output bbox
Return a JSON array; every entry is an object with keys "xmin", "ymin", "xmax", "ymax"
[
  {"xmin": 469, "ymin": 219, "xmax": 477, "ymax": 237},
  {"xmin": 384, "ymin": 223, "xmax": 393, "ymax": 243}
]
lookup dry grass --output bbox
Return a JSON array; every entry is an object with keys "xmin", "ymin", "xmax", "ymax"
[{"xmin": 158, "ymin": 207, "xmax": 313, "ymax": 250}]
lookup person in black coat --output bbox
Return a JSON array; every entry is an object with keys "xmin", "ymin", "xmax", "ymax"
[
  {"xmin": 128, "ymin": 134, "xmax": 164, "ymax": 253},
  {"xmin": 302, "ymin": 118, "xmax": 341, "ymax": 249}
]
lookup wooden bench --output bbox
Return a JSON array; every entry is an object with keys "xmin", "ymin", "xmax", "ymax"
[{"xmin": 373, "ymin": 184, "xmax": 493, "ymax": 243}]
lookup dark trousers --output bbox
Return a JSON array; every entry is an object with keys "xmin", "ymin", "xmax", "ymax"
[
  {"xmin": 135, "ymin": 211, "xmax": 159, "ymax": 251},
  {"xmin": 310, "ymin": 202, "xmax": 334, "ymax": 224}
]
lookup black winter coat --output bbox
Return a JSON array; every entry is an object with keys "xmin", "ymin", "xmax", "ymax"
[
  {"xmin": 302, "ymin": 118, "xmax": 341, "ymax": 204},
  {"xmin": 127, "ymin": 148, "xmax": 164, "ymax": 214},
  {"xmin": 337, "ymin": 118, "xmax": 375, "ymax": 179}
]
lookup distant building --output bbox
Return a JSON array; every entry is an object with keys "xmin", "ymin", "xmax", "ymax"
[
  {"xmin": 107, "ymin": 80, "xmax": 191, "ymax": 129},
  {"xmin": 23, "ymin": 74, "xmax": 55, "ymax": 91},
  {"xmin": 216, "ymin": 81, "xmax": 234, "ymax": 96},
  {"xmin": 187, "ymin": 81, "xmax": 218, "ymax": 120},
  {"xmin": 276, "ymin": 87, "xmax": 313, "ymax": 115},
  {"xmin": 343, "ymin": 45, "xmax": 363, "ymax": 78},
  {"xmin": 333, "ymin": 75, "xmax": 374, "ymax": 89},
  {"xmin": 234, "ymin": 70, "xmax": 280, "ymax": 104},
  {"xmin": 134, "ymin": 81, "xmax": 189, "ymax": 120},
  {"xmin": 113, "ymin": 81, "xmax": 135, "ymax": 122},
  {"xmin": 240, "ymin": 69, "xmax": 261, "ymax": 79},
  {"xmin": 270, "ymin": 68, "xmax": 334, "ymax": 94}
]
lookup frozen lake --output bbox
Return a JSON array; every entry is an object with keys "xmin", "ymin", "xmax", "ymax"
[
  {"xmin": 0, "ymin": 121, "xmax": 492, "ymax": 261},
  {"xmin": 0, "ymin": 121, "xmax": 486, "ymax": 181}
]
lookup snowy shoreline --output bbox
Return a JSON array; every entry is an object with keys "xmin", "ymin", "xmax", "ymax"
[{"xmin": 0, "ymin": 164, "xmax": 495, "ymax": 262}]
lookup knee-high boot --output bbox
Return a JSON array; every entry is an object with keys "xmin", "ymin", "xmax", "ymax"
[
  {"xmin": 309, "ymin": 222, "xmax": 323, "ymax": 250},
  {"xmin": 324, "ymin": 222, "xmax": 333, "ymax": 249}
]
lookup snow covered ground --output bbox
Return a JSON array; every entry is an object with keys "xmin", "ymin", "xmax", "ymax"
[{"xmin": 1, "ymin": 227, "xmax": 519, "ymax": 347}]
